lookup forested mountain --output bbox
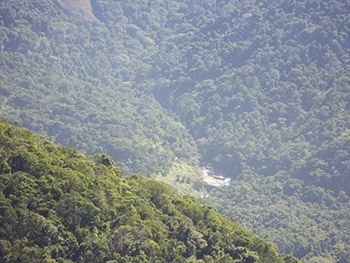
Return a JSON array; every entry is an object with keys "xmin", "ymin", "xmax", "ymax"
[
  {"xmin": 0, "ymin": 118, "xmax": 300, "ymax": 262},
  {"xmin": 0, "ymin": 0, "xmax": 203, "ymax": 195},
  {"xmin": 0, "ymin": 0, "xmax": 349, "ymax": 262}
]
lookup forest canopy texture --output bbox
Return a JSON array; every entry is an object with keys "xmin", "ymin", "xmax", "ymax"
[
  {"xmin": 0, "ymin": 118, "xmax": 299, "ymax": 262},
  {"xmin": 0, "ymin": 0, "xmax": 350, "ymax": 262}
]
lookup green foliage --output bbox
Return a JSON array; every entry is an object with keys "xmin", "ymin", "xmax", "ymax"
[
  {"xmin": 0, "ymin": 118, "xmax": 296, "ymax": 262},
  {"xmin": 0, "ymin": 0, "xmax": 200, "ymax": 189},
  {"xmin": 0, "ymin": 0, "xmax": 349, "ymax": 261}
]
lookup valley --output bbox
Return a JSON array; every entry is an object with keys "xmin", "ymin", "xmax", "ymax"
[{"xmin": 0, "ymin": 0, "xmax": 349, "ymax": 261}]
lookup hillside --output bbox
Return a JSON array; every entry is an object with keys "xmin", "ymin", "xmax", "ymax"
[
  {"xmin": 0, "ymin": 118, "xmax": 299, "ymax": 262},
  {"xmin": 0, "ymin": 0, "xmax": 203, "ymax": 196},
  {"xmin": 57, "ymin": 0, "xmax": 97, "ymax": 21},
  {"xmin": 0, "ymin": 0, "xmax": 350, "ymax": 262}
]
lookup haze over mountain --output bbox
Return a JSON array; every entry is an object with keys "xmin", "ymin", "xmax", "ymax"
[{"xmin": 0, "ymin": 0, "xmax": 349, "ymax": 262}]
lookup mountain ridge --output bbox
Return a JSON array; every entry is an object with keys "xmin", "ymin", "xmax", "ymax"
[
  {"xmin": 0, "ymin": 117, "xmax": 299, "ymax": 262},
  {"xmin": 0, "ymin": 0, "xmax": 349, "ymax": 261}
]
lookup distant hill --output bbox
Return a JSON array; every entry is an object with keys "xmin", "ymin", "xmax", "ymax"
[
  {"xmin": 0, "ymin": 0, "xmax": 349, "ymax": 261},
  {"xmin": 0, "ymin": 0, "xmax": 203, "ymax": 197}
]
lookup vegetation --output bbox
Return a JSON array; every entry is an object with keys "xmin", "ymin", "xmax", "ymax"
[
  {"xmin": 0, "ymin": 118, "xmax": 298, "ymax": 262},
  {"xmin": 0, "ymin": 0, "xmax": 202, "ymax": 192},
  {"xmin": 0, "ymin": 0, "xmax": 349, "ymax": 261}
]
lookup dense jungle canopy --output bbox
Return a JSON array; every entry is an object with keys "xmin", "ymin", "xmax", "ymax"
[
  {"xmin": 0, "ymin": 117, "xmax": 300, "ymax": 262},
  {"xmin": 0, "ymin": 0, "xmax": 349, "ymax": 262}
]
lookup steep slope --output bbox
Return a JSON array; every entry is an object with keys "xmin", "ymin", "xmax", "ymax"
[
  {"xmin": 0, "ymin": 0, "xmax": 350, "ymax": 262},
  {"xmin": 95, "ymin": 1, "xmax": 350, "ymax": 261},
  {"xmin": 0, "ymin": 118, "xmax": 299, "ymax": 262},
  {"xmin": 0, "ymin": 0, "xmax": 202, "ymax": 195},
  {"xmin": 141, "ymin": 2, "xmax": 350, "ymax": 261},
  {"xmin": 57, "ymin": 0, "xmax": 97, "ymax": 21}
]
